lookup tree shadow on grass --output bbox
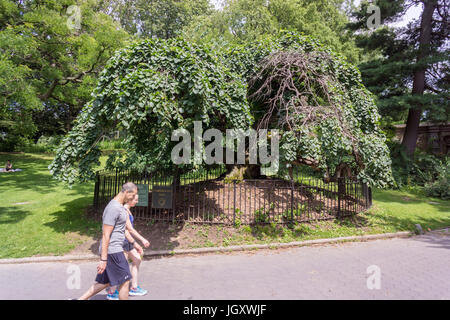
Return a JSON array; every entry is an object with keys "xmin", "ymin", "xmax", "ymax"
[
  {"xmin": 334, "ymin": 210, "xmax": 450, "ymax": 251},
  {"xmin": 335, "ymin": 208, "xmax": 450, "ymax": 233},
  {"xmin": 333, "ymin": 213, "xmax": 371, "ymax": 229},
  {"xmin": 0, "ymin": 206, "xmax": 29, "ymax": 224},
  {"xmin": 377, "ymin": 213, "xmax": 450, "ymax": 231},
  {"xmin": 43, "ymin": 197, "xmax": 101, "ymax": 240}
]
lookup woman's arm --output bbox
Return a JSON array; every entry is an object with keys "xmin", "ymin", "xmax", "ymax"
[
  {"xmin": 125, "ymin": 209, "xmax": 150, "ymax": 247},
  {"xmin": 129, "ymin": 225, "xmax": 148, "ymax": 246},
  {"xmin": 125, "ymin": 229, "xmax": 143, "ymax": 255}
]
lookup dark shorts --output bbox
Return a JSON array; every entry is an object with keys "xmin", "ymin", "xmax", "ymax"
[
  {"xmin": 123, "ymin": 239, "xmax": 134, "ymax": 252},
  {"xmin": 95, "ymin": 252, "xmax": 131, "ymax": 286}
]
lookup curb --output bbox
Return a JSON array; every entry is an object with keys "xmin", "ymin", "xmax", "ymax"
[{"xmin": 0, "ymin": 231, "xmax": 415, "ymax": 265}]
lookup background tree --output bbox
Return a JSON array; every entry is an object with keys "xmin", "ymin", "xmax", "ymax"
[
  {"xmin": 184, "ymin": 0, "xmax": 361, "ymax": 63},
  {"xmin": 347, "ymin": 0, "xmax": 449, "ymax": 156},
  {"xmin": 97, "ymin": 0, "xmax": 211, "ymax": 39},
  {"xmin": 0, "ymin": 0, "xmax": 130, "ymax": 150}
]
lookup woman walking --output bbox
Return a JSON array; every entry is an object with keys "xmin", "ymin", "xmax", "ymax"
[{"xmin": 107, "ymin": 193, "xmax": 150, "ymax": 299}]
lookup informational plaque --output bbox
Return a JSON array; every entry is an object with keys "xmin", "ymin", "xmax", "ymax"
[
  {"xmin": 151, "ymin": 185, "xmax": 173, "ymax": 209},
  {"xmin": 136, "ymin": 184, "xmax": 149, "ymax": 207}
]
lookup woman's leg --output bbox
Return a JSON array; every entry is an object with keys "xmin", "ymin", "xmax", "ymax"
[
  {"xmin": 128, "ymin": 249, "xmax": 141, "ymax": 289},
  {"xmin": 107, "ymin": 285, "xmax": 116, "ymax": 294}
]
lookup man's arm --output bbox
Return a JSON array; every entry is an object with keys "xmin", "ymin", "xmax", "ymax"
[{"xmin": 98, "ymin": 224, "xmax": 114, "ymax": 274}]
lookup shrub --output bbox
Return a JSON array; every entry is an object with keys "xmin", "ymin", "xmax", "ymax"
[
  {"xmin": 389, "ymin": 142, "xmax": 445, "ymax": 188},
  {"xmin": 254, "ymin": 208, "xmax": 270, "ymax": 223},
  {"xmin": 0, "ymin": 134, "xmax": 31, "ymax": 152},
  {"xmin": 22, "ymin": 135, "xmax": 63, "ymax": 153},
  {"xmin": 424, "ymin": 160, "xmax": 450, "ymax": 200}
]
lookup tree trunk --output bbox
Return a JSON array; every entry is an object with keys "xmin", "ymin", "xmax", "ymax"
[
  {"xmin": 223, "ymin": 164, "xmax": 261, "ymax": 181},
  {"xmin": 401, "ymin": 0, "xmax": 437, "ymax": 156}
]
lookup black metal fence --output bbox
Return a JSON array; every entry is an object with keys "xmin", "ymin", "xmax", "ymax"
[{"xmin": 93, "ymin": 166, "xmax": 372, "ymax": 225}]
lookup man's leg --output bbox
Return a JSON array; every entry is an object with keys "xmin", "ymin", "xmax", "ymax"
[
  {"xmin": 107, "ymin": 251, "xmax": 128, "ymax": 295},
  {"xmin": 78, "ymin": 282, "xmax": 110, "ymax": 300},
  {"xmin": 118, "ymin": 280, "xmax": 130, "ymax": 300}
]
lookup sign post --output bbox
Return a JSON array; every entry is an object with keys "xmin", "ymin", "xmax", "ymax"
[
  {"xmin": 151, "ymin": 185, "xmax": 173, "ymax": 209},
  {"xmin": 136, "ymin": 184, "xmax": 149, "ymax": 207}
]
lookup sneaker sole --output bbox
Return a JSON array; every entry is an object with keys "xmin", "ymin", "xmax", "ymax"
[{"xmin": 129, "ymin": 292, "xmax": 148, "ymax": 296}]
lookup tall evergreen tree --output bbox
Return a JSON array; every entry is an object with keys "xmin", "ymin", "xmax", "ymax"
[{"xmin": 347, "ymin": 0, "xmax": 449, "ymax": 156}]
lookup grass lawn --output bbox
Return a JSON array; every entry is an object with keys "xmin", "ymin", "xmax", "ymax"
[
  {"xmin": 0, "ymin": 153, "xmax": 102, "ymax": 259},
  {"xmin": 0, "ymin": 152, "xmax": 449, "ymax": 258}
]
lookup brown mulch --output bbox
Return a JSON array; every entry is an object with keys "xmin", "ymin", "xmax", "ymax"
[{"xmin": 72, "ymin": 180, "xmax": 365, "ymax": 256}]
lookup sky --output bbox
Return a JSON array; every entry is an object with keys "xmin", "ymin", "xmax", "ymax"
[
  {"xmin": 353, "ymin": 0, "xmax": 423, "ymax": 28},
  {"xmin": 209, "ymin": 0, "xmax": 423, "ymax": 28}
]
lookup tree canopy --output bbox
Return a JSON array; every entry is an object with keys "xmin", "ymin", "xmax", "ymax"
[
  {"xmin": 50, "ymin": 32, "xmax": 394, "ymax": 188},
  {"xmin": 0, "ymin": 0, "xmax": 130, "ymax": 150},
  {"xmin": 223, "ymin": 32, "xmax": 394, "ymax": 187},
  {"xmin": 183, "ymin": 0, "xmax": 361, "ymax": 63},
  {"xmin": 98, "ymin": 0, "xmax": 212, "ymax": 39}
]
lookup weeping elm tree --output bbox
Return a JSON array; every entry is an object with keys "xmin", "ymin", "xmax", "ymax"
[{"xmin": 50, "ymin": 32, "xmax": 393, "ymax": 189}]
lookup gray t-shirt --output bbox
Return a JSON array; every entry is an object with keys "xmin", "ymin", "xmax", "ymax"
[{"xmin": 98, "ymin": 199, "xmax": 128, "ymax": 255}]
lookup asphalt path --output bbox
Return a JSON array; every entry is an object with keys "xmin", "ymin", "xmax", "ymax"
[{"xmin": 0, "ymin": 231, "xmax": 449, "ymax": 300}]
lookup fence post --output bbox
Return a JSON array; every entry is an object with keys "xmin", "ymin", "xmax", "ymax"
[
  {"xmin": 290, "ymin": 179, "xmax": 294, "ymax": 223},
  {"xmin": 172, "ymin": 170, "xmax": 177, "ymax": 224},
  {"xmin": 337, "ymin": 177, "xmax": 343, "ymax": 218},
  {"xmin": 114, "ymin": 168, "xmax": 118, "ymax": 195},
  {"xmin": 361, "ymin": 182, "xmax": 368, "ymax": 209},
  {"xmin": 233, "ymin": 180, "xmax": 236, "ymax": 226},
  {"xmin": 93, "ymin": 172, "xmax": 99, "ymax": 209}
]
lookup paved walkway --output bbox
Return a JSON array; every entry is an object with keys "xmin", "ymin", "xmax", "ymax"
[{"xmin": 0, "ymin": 231, "xmax": 449, "ymax": 300}]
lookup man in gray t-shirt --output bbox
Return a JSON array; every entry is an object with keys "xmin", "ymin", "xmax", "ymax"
[
  {"xmin": 78, "ymin": 182, "xmax": 139, "ymax": 300},
  {"xmin": 98, "ymin": 199, "xmax": 128, "ymax": 255}
]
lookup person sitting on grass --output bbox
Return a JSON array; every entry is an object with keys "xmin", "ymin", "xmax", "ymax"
[
  {"xmin": 106, "ymin": 193, "xmax": 150, "ymax": 300},
  {"xmin": 5, "ymin": 160, "xmax": 13, "ymax": 172}
]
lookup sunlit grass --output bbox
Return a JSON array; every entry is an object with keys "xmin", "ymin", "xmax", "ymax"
[
  {"xmin": 0, "ymin": 153, "xmax": 104, "ymax": 258},
  {"xmin": 0, "ymin": 152, "xmax": 449, "ymax": 258}
]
